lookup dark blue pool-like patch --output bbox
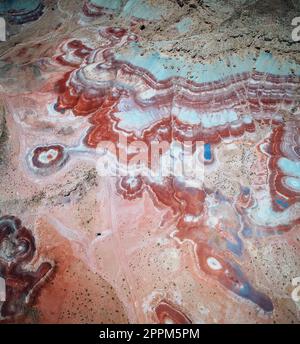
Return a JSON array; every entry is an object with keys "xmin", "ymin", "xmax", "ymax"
[
  {"xmin": 204, "ymin": 143, "xmax": 212, "ymax": 161},
  {"xmin": 242, "ymin": 227, "xmax": 253, "ymax": 238},
  {"xmin": 275, "ymin": 198, "xmax": 289, "ymax": 209}
]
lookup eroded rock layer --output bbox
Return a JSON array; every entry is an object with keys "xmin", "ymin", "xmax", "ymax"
[{"xmin": 0, "ymin": 0, "xmax": 299, "ymax": 324}]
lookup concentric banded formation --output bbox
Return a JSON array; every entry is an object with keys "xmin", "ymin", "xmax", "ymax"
[
  {"xmin": 54, "ymin": 29, "xmax": 299, "ymax": 151},
  {"xmin": 83, "ymin": 0, "xmax": 120, "ymax": 17},
  {"xmin": 55, "ymin": 39, "xmax": 93, "ymax": 68},
  {"xmin": 54, "ymin": 28, "xmax": 300, "ymax": 178},
  {"xmin": 27, "ymin": 144, "xmax": 69, "ymax": 176},
  {"xmin": 195, "ymin": 243, "xmax": 274, "ymax": 312},
  {"xmin": 83, "ymin": 0, "xmax": 168, "ymax": 21},
  {"xmin": 155, "ymin": 300, "xmax": 191, "ymax": 324},
  {"xmin": 261, "ymin": 121, "xmax": 300, "ymax": 212},
  {"xmin": 0, "ymin": 0, "xmax": 44, "ymax": 24},
  {"xmin": 51, "ymin": 27, "xmax": 300, "ymax": 314},
  {"xmin": 0, "ymin": 216, "xmax": 53, "ymax": 319},
  {"xmin": 117, "ymin": 175, "xmax": 275, "ymax": 313}
]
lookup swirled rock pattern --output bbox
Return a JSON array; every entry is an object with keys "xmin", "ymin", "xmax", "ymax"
[
  {"xmin": 0, "ymin": 0, "xmax": 299, "ymax": 324},
  {"xmin": 0, "ymin": 0, "xmax": 44, "ymax": 24},
  {"xmin": 0, "ymin": 216, "xmax": 53, "ymax": 321}
]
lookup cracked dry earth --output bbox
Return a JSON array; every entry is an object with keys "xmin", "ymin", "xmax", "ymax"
[{"xmin": 0, "ymin": 0, "xmax": 300, "ymax": 324}]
